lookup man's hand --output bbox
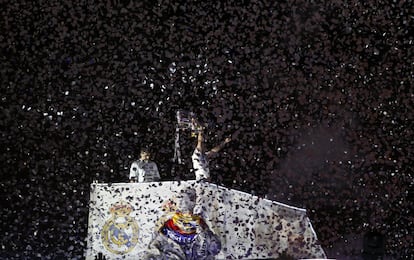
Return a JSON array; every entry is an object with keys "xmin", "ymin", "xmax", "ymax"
[
  {"xmin": 192, "ymin": 118, "xmax": 205, "ymax": 131},
  {"xmin": 209, "ymin": 136, "xmax": 231, "ymax": 154}
]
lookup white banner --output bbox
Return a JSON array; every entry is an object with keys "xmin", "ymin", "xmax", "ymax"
[{"xmin": 85, "ymin": 181, "xmax": 326, "ymax": 259}]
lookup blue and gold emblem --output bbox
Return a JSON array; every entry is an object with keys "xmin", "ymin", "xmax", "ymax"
[{"xmin": 101, "ymin": 201, "xmax": 139, "ymax": 254}]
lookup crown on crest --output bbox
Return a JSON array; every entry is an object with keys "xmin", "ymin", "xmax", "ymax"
[{"xmin": 109, "ymin": 201, "xmax": 133, "ymax": 216}]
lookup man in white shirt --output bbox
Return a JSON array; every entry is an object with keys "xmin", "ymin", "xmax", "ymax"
[
  {"xmin": 129, "ymin": 148, "xmax": 160, "ymax": 183},
  {"xmin": 192, "ymin": 119, "xmax": 232, "ymax": 181}
]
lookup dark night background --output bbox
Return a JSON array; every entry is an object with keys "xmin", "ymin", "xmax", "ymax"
[{"xmin": 1, "ymin": 0, "xmax": 413, "ymax": 259}]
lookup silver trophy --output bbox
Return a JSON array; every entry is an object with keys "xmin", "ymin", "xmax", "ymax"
[{"xmin": 174, "ymin": 110, "xmax": 202, "ymax": 164}]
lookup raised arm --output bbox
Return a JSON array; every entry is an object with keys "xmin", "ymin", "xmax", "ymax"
[
  {"xmin": 192, "ymin": 118, "xmax": 206, "ymax": 153},
  {"xmin": 196, "ymin": 130, "xmax": 205, "ymax": 153},
  {"xmin": 209, "ymin": 136, "xmax": 232, "ymax": 154}
]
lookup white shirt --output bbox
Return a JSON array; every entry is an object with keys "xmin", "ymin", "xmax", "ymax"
[
  {"xmin": 129, "ymin": 160, "xmax": 160, "ymax": 182},
  {"xmin": 191, "ymin": 148, "xmax": 210, "ymax": 180}
]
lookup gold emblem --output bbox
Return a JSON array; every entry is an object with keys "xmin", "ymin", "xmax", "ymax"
[{"xmin": 101, "ymin": 201, "xmax": 139, "ymax": 255}]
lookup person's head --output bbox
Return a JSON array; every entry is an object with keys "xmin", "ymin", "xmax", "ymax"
[
  {"xmin": 140, "ymin": 148, "xmax": 151, "ymax": 161},
  {"xmin": 176, "ymin": 187, "xmax": 196, "ymax": 214}
]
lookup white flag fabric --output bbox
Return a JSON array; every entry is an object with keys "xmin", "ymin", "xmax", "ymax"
[{"xmin": 86, "ymin": 181, "xmax": 326, "ymax": 259}]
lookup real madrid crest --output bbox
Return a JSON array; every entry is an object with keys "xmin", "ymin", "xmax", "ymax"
[{"xmin": 101, "ymin": 201, "xmax": 139, "ymax": 255}]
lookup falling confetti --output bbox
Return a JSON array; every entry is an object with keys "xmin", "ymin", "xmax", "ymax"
[{"xmin": 1, "ymin": 0, "xmax": 413, "ymax": 259}]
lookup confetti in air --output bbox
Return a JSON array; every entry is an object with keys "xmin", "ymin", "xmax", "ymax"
[{"xmin": 1, "ymin": 0, "xmax": 413, "ymax": 259}]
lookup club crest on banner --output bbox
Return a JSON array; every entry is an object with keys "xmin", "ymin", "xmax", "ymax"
[
  {"xmin": 100, "ymin": 201, "xmax": 139, "ymax": 255},
  {"xmin": 142, "ymin": 191, "xmax": 222, "ymax": 259}
]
